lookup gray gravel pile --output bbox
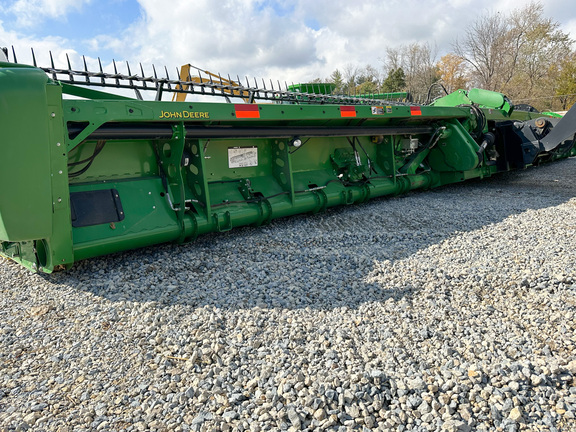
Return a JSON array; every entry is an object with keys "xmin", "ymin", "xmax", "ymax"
[{"xmin": 1, "ymin": 157, "xmax": 575, "ymax": 432}]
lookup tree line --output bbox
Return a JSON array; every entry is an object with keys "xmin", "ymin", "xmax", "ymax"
[{"xmin": 320, "ymin": 2, "xmax": 576, "ymax": 111}]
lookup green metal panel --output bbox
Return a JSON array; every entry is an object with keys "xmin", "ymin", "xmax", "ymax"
[
  {"xmin": 288, "ymin": 83, "xmax": 337, "ymax": 94},
  {"xmin": 428, "ymin": 120, "xmax": 480, "ymax": 172},
  {"xmin": 357, "ymin": 92, "xmax": 409, "ymax": 100},
  {"xmin": 0, "ymin": 68, "xmax": 53, "ymax": 241},
  {"xmin": 44, "ymin": 83, "xmax": 74, "ymax": 271}
]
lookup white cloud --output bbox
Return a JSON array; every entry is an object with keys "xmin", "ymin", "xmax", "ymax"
[
  {"xmin": 2, "ymin": 0, "xmax": 576, "ymax": 92},
  {"xmin": 3, "ymin": 0, "xmax": 92, "ymax": 28},
  {"xmin": 0, "ymin": 24, "xmax": 68, "ymax": 65},
  {"xmin": 118, "ymin": 0, "xmax": 575, "ymax": 83}
]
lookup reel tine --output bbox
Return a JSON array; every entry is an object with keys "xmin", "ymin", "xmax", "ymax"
[
  {"xmin": 127, "ymin": 61, "xmax": 138, "ymax": 97},
  {"xmin": 236, "ymin": 74, "xmax": 242, "ymax": 97},
  {"xmin": 31, "ymin": 48, "xmax": 37, "ymax": 67},
  {"xmin": 208, "ymin": 71, "xmax": 215, "ymax": 95},
  {"xmin": 175, "ymin": 66, "xmax": 182, "ymax": 92},
  {"xmin": 113, "ymin": 59, "xmax": 120, "ymax": 86},
  {"xmin": 164, "ymin": 66, "xmax": 171, "ymax": 91},
  {"xmin": 49, "ymin": 51, "xmax": 57, "ymax": 80},
  {"xmin": 140, "ymin": 63, "xmax": 148, "ymax": 88},
  {"xmin": 152, "ymin": 65, "xmax": 165, "ymax": 100},
  {"xmin": 152, "ymin": 65, "xmax": 164, "ymax": 101},
  {"xmin": 198, "ymin": 70, "xmax": 206, "ymax": 94},
  {"xmin": 152, "ymin": 64, "xmax": 160, "ymax": 92},
  {"xmin": 98, "ymin": 57, "xmax": 105, "ymax": 84},
  {"xmin": 66, "ymin": 53, "xmax": 73, "ymax": 82},
  {"xmin": 11, "ymin": 46, "xmax": 17, "ymax": 63},
  {"xmin": 209, "ymin": 72, "xmax": 215, "ymax": 95},
  {"xmin": 218, "ymin": 73, "xmax": 225, "ymax": 96},
  {"xmin": 83, "ymin": 56, "xmax": 89, "ymax": 83}
]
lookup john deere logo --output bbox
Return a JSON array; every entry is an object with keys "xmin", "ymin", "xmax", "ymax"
[{"xmin": 159, "ymin": 111, "xmax": 210, "ymax": 119}]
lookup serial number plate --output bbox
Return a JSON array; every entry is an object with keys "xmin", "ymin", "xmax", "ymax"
[{"xmin": 228, "ymin": 146, "xmax": 258, "ymax": 168}]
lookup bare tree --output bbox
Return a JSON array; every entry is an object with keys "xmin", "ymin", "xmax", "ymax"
[
  {"xmin": 507, "ymin": 3, "xmax": 572, "ymax": 104},
  {"xmin": 452, "ymin": 1, "xmax": 574, "ymax": 109},
  {"xmin": 453, "ymin": 12, "xmax": 511, "ymax": 91},
  {"xmin": 383, "ymin": 42, "xmax": 438, "ymax": 101},
  {"xmin": 342, "ymin": 64, "xmax": 359, "ymax": 95},
  {"xmin": 384, "ymin": 47, "xmax": 401, "ymax": 73}
]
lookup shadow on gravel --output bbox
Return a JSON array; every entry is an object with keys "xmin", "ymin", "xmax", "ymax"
[{"xmin": 44, "ymin": 157, "xmax": 576, "ymax": 311}]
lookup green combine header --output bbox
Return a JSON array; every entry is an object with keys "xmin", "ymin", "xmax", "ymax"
[{"xmin": 1, "ymin": 48, "xmax": 575, "ymax": 272}]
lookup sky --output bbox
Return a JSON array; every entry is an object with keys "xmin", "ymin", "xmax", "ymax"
[{"xmin": 1, "ymin": 0, "xmax": 576, "ymax": 89}]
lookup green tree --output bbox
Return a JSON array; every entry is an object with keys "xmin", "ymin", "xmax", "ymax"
[
  {"xmin": 381, "ymin": 68, "xmax": 406, "ymax": 92},
  {"xmin": 355, "ymin": 64, "xmax": 381, "ymax": 95},
  {"xmin": 329, "ymin": 69, "xmax": 344, "ymax": 94},
  {"xmin": 555, "ymin": 53, "xmax": 576, "ymax": 110}
]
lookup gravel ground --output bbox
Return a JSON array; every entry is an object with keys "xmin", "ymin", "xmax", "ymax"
[{"xmin": 1, "ymin": 157, "xmax": 575, "ymax": 432}]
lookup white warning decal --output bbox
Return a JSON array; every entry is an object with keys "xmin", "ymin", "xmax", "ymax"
[{"xmin": 228, "ymin": 146, "xmax": 258, "ymax": 168}]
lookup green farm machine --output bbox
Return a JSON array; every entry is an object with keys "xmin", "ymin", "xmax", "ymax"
[{"xmin": 1, "ymin": 48, "xmax": 575, "ymax": 272}]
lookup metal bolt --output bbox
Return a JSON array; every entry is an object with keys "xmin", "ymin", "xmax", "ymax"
[
  {"xmin": 57, "ymin": 198, "xmax": 62, "ymax": 203},
  {"xmin": 56, "ymin": 142, "xmax": 61, "ymax": 147},
  {"xmin": 153, "ymin": 206, "xmax": 156, "ymax": 209},
  {"xmin": 51, "ymin": 113, "xmax": 55, "ymax": 118}
]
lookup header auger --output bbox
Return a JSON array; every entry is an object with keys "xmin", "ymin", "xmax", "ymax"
[{"xmin": 1, "ymin": 47, "xmax": 575, "ymax": 273}]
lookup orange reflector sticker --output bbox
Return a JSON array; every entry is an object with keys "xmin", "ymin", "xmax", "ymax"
[
  {"xmin": 235, "ymin": 104, "xmax": 260, "ymax": 118},
  {"xmin": 410, "ymin": 106, "xmax": 422, "ymax": 116},
  {"xmin": 340, "ymin": 106, "xmax": 356, "ymax": 118}
]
